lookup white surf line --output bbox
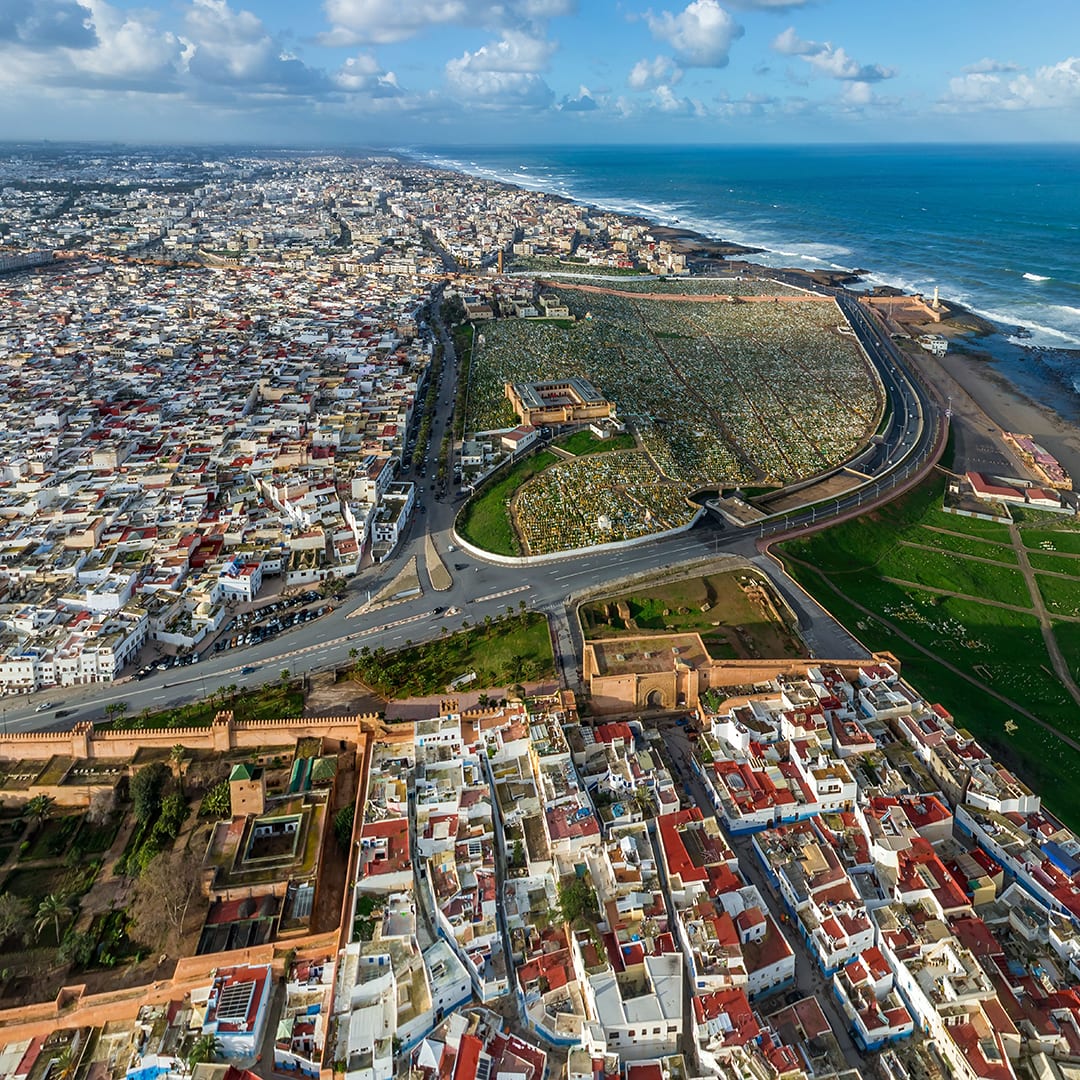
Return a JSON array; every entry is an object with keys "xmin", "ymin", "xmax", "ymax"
[{"xmin": 472, "ymin": 585, "xmax": 531, "ymax": 604}]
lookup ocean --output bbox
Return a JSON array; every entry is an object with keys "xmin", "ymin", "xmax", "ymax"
[{"xmin": 409, "ymin": 143, "xmax": 1080, "ymax": 417}]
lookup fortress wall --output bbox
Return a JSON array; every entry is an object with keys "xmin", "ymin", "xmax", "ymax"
[{"xmin": 0, "ymin": 933, "xmax": 339, "ymax": 1040}]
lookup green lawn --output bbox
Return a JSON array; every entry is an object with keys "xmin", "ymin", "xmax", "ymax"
[
  {"xmin": 875, "ymin": 545, "xmax": 1031, "ymax": 608},
  {"xmin": 351, "ymin": 611, "xmax": 555, "ymax": 698},
  {"xmin": 1035, "ymin": 574, "xmax": 1080, "ymax": 619},
  {"xmin": 457, "ymin": 450, "xmax": 558, "ymax": 556},
  {"xmin": 101, "ymin": 684, "xmax": 304, "ymax": 730},
  {"xmin": 778, "ymin": 470, "xmax": 1080, "ymax": 831},
  {"xmin": 786, "ymin": 560, "xmax": 1080, "ymax": 830},
  {"xmin": 1022, "ymin": 528, "xmax": 1080, "ymax": 555},
  {"xmin": 904, "ymin": 527, "xmax": 1019, "ymax": 564},
  {"xmin": 579, "ymin": 570, "xmax": 807, "ymax": 659},
  {"xmin": 1027, "ymin": 551, "xmax": 1080, "ymax": 574},
  {"xmin": 556, "ymin": 430, "xmax": 637, "ymax": 456},
  {"xmin": 1053, "ymin": 621, "xmax": 1080, "ymax": 684},
  {"xmin": 920, "ymin": 509, "xmax": 1012, "ymax": 542}
]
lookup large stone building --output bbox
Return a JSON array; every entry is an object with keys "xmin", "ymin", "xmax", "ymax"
[
  {"xmin": 583, "ymin": 633, "xmax": 897, "ymax": 714},
  {"xmin": 505, "ymin": 377, "xmax": 615, "ymax": 427}
]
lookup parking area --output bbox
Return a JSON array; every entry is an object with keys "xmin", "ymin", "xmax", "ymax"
[{"xmin": 132, "ymin": 590, "xmax": 334, "ymax": 679}]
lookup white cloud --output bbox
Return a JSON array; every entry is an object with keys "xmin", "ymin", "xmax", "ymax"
[
  {"xmin": 941, "ymin": 56, "xmax": 1080, "ymax": 111},
  {"xmin": 653, "ymin": 84, "xmax": 699, "ymax": 114},
  {"xmin": 559, "ymin": 84, "xmax": 598, "ymax": 110},
  {"xmin": 449, "ymin": 29, "xmax": 555, "ymax": 73},
  {"xmin": 726, "ymin": 0, "xmax": 807, "ymax": 7},
  {"xmin": 0, "ymin": 0, "xmax": 97, "ymax": 49},
  {"xmin": 334, "ymin": 51, "xmax": 401, "ymax": 94},
  {"xmin": 628, "ymin": 55, "xmax": 682, "ymax": 89},
  {"xmin": 964, "ymin": 57, "xmax": 1020, "ymax": 75},
  {"xmin": 646, "ymin": 0, "xmax": 743, "ymax": 68},
  {"xmin": 320, "ymin": 0, "xmax": 573, "ymax": 46},
  {"xmin": 183, "ymin": 0, "xmax": 330, "ymax": 93},
  {"xmin": 772, "ymin": 25, "xmax": 894, "ymax": 82},
  {"xmin": 444, "ymin": 66, "xmax": 554, "ymax": 107},
  {"xmin": 841, "ymin": 80, "xmax": 872, "ymax": 106}
]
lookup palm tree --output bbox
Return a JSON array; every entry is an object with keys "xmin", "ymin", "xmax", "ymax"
[
  {"xmin": 35, "ymin": 892, "xmax": 71, "ymax": 943},
  {"xmin": 187, "ymin": 1034, "xmax": 222, "ymax": 1069},
  {"xmin": 280, "ymin": 669, "xmax": 291, "ymax": 684},
  {"xmin": 23, "ymin": 794, "xmax": 54, "ymax": 830},
  {"xmin": 633, "ymin": 786, "xmax": 655, "ymax": 820},
  {"xmin": 170, "ymin": 744, "xmax": 185, "ymax": 764},
  {"xmin": 114, "ymin": 702, "xmax": 128, "ymax": 721}
]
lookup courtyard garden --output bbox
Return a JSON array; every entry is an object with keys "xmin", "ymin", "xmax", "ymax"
[{"xmin": 579, "ymin": 568, "xmax": 808, "ymax": 660}]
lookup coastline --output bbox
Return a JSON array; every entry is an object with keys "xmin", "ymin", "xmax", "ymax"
[{"xmin": 407, "ymin": 148, "xmax": 1080, "ymax": 479}]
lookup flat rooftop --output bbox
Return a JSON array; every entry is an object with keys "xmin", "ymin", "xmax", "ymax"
[{"xmin": 590, "ymin": 634, "xmax": 708, "ymax": 675}]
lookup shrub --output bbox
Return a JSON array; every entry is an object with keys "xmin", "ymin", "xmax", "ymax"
[
  {"xmin": 130, "ymin": 762, "xmax": 170, "ymax": 825},
  {"xmin": 333, "ymin": 805, "xmax": 355, "ymax": 851},
  {"xmin": 200, "ymin": 781, "xmax": 231, "ymax": 819}
]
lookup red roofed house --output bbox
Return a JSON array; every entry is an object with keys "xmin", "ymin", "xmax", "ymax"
[
  {"xmin": 195, "ymin": 963, "xmax": 273, "ymax": 1059},
  {"xmin": 358, "ymin": 817, "xmax": 412, "ymax": 892},
  {"xmin": 833, "ymin": 948, "xmax": 914, "ymax": 1051}
]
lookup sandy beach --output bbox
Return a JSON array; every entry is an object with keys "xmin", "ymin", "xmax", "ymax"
[{"xmin": 918, "ymin": 345, "xmax": 1080, "ymax": 483}]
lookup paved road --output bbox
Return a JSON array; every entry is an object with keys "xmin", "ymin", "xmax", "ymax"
[{"xmin": 4, "ymin": 292, "xmax": 941, "ymax": 734}]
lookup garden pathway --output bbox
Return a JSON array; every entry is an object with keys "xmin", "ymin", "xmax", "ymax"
[{"xmin": 1009, "ymin": 523, "xmax": 1080, "ymax": 709}]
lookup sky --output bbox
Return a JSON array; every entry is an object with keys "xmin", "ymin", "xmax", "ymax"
[{"xmin": 1, "ymin": 0, "xmax": 1079, "ymax": 145}]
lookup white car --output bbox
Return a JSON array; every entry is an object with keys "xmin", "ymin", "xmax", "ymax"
[{"xmin": 35, "ymin": 701, "xmax": 53, "ymax": 712}]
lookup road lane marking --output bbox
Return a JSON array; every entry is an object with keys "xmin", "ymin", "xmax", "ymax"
[{"xmin": 472, "ymin": 585, "xmax": 530, "ymax": 603}]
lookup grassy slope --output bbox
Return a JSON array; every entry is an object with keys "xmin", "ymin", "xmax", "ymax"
[
  {"xmin": 778, "ymin": 472, "xmax": 1080, "ymax": 830},
  {"xmin": 457, "ymin": 451, "xmax": 558, "ymax": 556}
]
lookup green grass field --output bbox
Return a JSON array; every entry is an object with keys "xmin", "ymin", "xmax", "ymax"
[
  {"xmin": 904, "ymin": 527, "xmax": 1019, "ymax": 564},
  {"xmin": 785, "ymin": 559, "xmax": 1080, "ymax": 830},
  {"xmin": 1035, "ymin": 574, "xmax": 1080, "ymax": 618},
  {"xmin": 457, "ymin": 450, "xmax": 558, "ymax": 556},
  {"xmin": 351, "ymin": 611, "xmax": 554, "ymax": 698},
  {"xmin": 556, "ymin": 430, "xmax": 637, "ymax": 456},
  {"xmin": 920, "ymin": 509, "xmax": 1012, "ymax": 542},
  {"xmin": 875, "ymin": 545, "xmax": 1031, "ymax": 607},
  {"xmin": 778, "ymin": 471, "xmax": 1080, "ymax": 831},
  {"xmin": 100, "ymin": 683, "xmax": 304, "ymax": 730},
  {"xmin": 579, "ymin": 570, "xmax": 807, "ymax": 660},
  {"xmin": 1027, "ymin": 551, "xmax": 1080, "ymax": 574},
  {"xmin": 1022, "ymin": 528, "xmax": 1080, "ymax": 555}
]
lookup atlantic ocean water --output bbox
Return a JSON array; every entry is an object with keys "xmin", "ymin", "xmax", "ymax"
[{"xmin": 411, "ymin": 143, "xmax": 1080, "ymax": 416}]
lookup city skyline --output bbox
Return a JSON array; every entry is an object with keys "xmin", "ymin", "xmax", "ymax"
[{"xmin": 1, "ymin": 0, "xmax": 1079, "ymax": 145}]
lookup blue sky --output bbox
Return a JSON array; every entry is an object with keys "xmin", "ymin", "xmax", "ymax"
[{"xmin": 1, "ymin": 0, "xmax": 1078, "ymax": 144}]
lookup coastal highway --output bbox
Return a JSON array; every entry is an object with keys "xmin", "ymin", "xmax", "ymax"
[{"xmin": 2, "ymin": 291, "xmax": 941, "ymax": 734}]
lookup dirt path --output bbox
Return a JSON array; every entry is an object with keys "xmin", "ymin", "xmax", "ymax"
[
  {"xmin": 896, "ymin": 539, "xmax": 1023, "ymax": 570},
  {"xmin": 918, "ymin": 523, "xmax": 1015, "ymax": 549},
  {"xmin": 1009, "ymin": 522, "xmax": 1080, "ymax": 709}
]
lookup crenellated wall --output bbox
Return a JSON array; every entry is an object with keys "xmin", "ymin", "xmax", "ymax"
[{"xmin": 0, "ymin": 711, "xmax": 379, "ymax": 807}]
